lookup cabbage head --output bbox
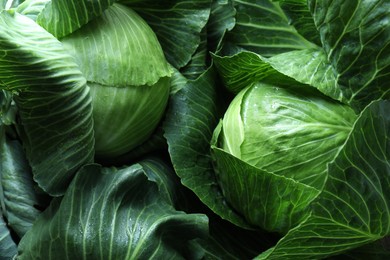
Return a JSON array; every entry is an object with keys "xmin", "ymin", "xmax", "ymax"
[
  {"xmin": 211, "ymin": 82, "xmax": 357, "ymax": 233},
  {"xmin": 61, "ymin": 3, "xmax": 172, "ymax": 159}
]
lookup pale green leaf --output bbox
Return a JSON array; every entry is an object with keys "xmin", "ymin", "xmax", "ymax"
[
  {"xmin": 267, "ymin": 48, "xmax": 345, "ymax": 103},
  {"xmin": 37, "ymin": 0, "xmax": 116, "ymax": 38},
  {"xmin": 61, "ymin": 3, "xmax": 172, "ymax": 87},
  {"xmin": 212, "ymin": 51, "xmax": 295, "ymax": 94}
]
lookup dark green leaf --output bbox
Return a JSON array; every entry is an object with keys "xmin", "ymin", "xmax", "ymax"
[
  {"xmin": 223, "ymin": 0, "xmax": 316, "ymax": 57},
  {"xmin": 207, "ymin": 0, "xmax": 236, "ymax": 52},
  {"xmin": 123, "ymin": 0, "xmax": 211, "ymax": 69},
  {"xmin": 0, "ymin": 11, "xmax": 94, "ymax": 196},
  {"xmin": 17, "ymin": 160, "xmax": 209, "ymax": 259},
  {"xmin": 180, "ymin": 27, "xmax": 209, "ymax": 80},
  {"xmin": 309, "ymin": 0, "xmax": 390, "ymax": 110},
  {"xmin": 330, "ymin": 238, "xmax": 390, "ymax": 260},
  {"xmin": 276, "ymin": 0, "xmax": 321, "ymax": 45},
  {"xmin": 0, "ymin": 135, "xmax": 43, "ymax": 237},
  {"xmin": 163, "ymin": 68, "xmax": 251, "ymax": 228},
  {"xmin": 0, "ymin": 211, "xmax": 17, "ymax": 260}
]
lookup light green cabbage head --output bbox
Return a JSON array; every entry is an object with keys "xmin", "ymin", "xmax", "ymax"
[
  {"xmin": 212, "ymin": 82, "xmax": 357, "ymax": 233},
  {"xmin": 61, "ymin": 3, "xmax": 172, "ymax": 159}
]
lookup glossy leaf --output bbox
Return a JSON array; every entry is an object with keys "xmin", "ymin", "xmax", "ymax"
[
  {"xmin": 18, "ymin": 0, "xmax": 116, "ymax": 38},
  {"xmin": 61, "ymin": 3, "xmax": 172, "ymax": 87},
  {"xmin": 309, "ymin": 0, "xmax": 390, "ymax": 110},
  {"xmin": 223, "ymin": 0, "xmax": 316, "ymax": 57},
  {"xmin": 277, "ymin": 0, "xmax": 321, "ymax": 45},
  {"xmin": 267, "ymin": 48, "xmax": 345, "ymax": 103},
  {"xmin": 0, "ymin": 210, "xmax": 17, "ymax": 260},
  {"xmin": 123, "ymin": 0, "xmax": 211, "ymax": 69},
  {"xmin": 17, "ymin": 160, "xmax": 209, "ymax": 259},
  {"xmin": 163, "ymin": 68, "xmax": 251, "ymax": 228},
  {"xmin": 258, "ymin": 100, "xmax": 390, "ymax": 259},
  {"xmin": 0, "ymin": 135, "xmax": 42, "ymax": 237},
  {"xmin": 207, "ymin": 0, "xmax": 236, "ymax": 52},
  {"xmin": 0, "ymin": 10, "xmax": 94, "ymax": 196},
  {"xmin": 212, "ymin": 51, "xmax": 294, "ymax": 94}
]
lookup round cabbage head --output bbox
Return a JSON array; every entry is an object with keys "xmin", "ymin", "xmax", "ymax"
[
  {"xmin": 61, "ymin": 3, "xmax": 172, "ymax": 159},
  {"xmin": 211, "ymin": 82, "xmax": 357, "ymax": 233}
]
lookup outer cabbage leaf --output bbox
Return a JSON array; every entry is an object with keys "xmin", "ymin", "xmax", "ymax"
[
  {"xmin": 122, "ymin": 0, "xmax": 211, "ymax": 69},
  {"xmin": 163, "ymin": 68, "xmax": 252, "ymax": 229},
  {"xmin": 212, "ymin": 51, "xmax": 295, "ymax": 94},
  {"xmin": 194, "ymin": 215, "xmax": 279, "ymax": 260},
  {"xmin": 211, "ymin": 137, "xmax": 319, "ymax": 234},
  {"xmin": 17, "ymin": 0, "xmax": 117, "ymax": 38},
  {"xmin": 267, "ymin": 48, "xmax": 345, "ymax": 103},
  {"xmin": 276, "ymin": 0, "xmax": 321, "ymax": 45},
  {"xmin": 61, "ymin": 3, "xmax": 172, "ymax": 87},
  {"xmin": 330, "ymin": 239, "xmax": 390, "ymax": 260},
  {"xmin": 309, "ymin": 0, "xmax": 390, "ymax": 110},
  {"xmin": 0, "ymin": 135, "xmax": 43, "ymax": 237},
  {"xmin": 0, "ymin": 210, "xmax": 17, "ymax": 259},
  {"xmin": 257, "ymin": 100, "xmax": 390, "ymax": 259},
  {"xmin": 0, "ymin": 11, "xmax": 94, "ymax": 196},
  {"xmin": 223, "ymin": 0, "xmax": 316, "ymax": 57},
  {"xmin": 17, "ymin": 159, "xmax": 209, "ymax": 259},
  {"xmin": 180, "ymin": 27, "xmax": 208, "ymax": 80},
  {"xmin": 207, "ymin": 0, "xmax": 236, "ymax": 53}
]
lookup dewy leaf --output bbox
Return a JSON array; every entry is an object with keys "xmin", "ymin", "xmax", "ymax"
[
  {"xmin": 163, "ymin": 68, "xmax": 252, "ymax": 229},
  {"xmin": 123, "ymin": 0, "xmax": 211, "ymax": 69},
  {"xmin": 0, "ymin": 135, "xmax": 43, "ymax": 238},
  {"xmin": 0, "ymin": 11, "xmax": 94, "ymax": 196},
  {"xmin": 257, "ymin": 100, "xmax": 390, "ymax": 259},
  {"xmin": 223, "ymin": 0, "xmax": 316, "ymax": 57},
  {"xmin": 267, "ymin": 48, "xmax": 346, "ymax": 103},
  {"xmin": 309, "ymin": 0, "xmax": 390, "ymax": 110},
  {"xmin": 0, "ymin": 210, "xmax": 17, "ymax": 260},
  {"xmin": 17, "ymin": 161, "xmax": 209, "ymax": 259}
]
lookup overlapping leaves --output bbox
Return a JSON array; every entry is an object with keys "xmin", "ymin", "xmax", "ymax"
[
  {"xmin": 0, "ymin": 11, "xmax": 94, "ymax": 196},
  {"xmin": 257, "ymin": 100, "xmax": 390, "ymax": 259},
  {"xmin": 17, "ymin": 159, "xmax": 209, "ymax": 259}
]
